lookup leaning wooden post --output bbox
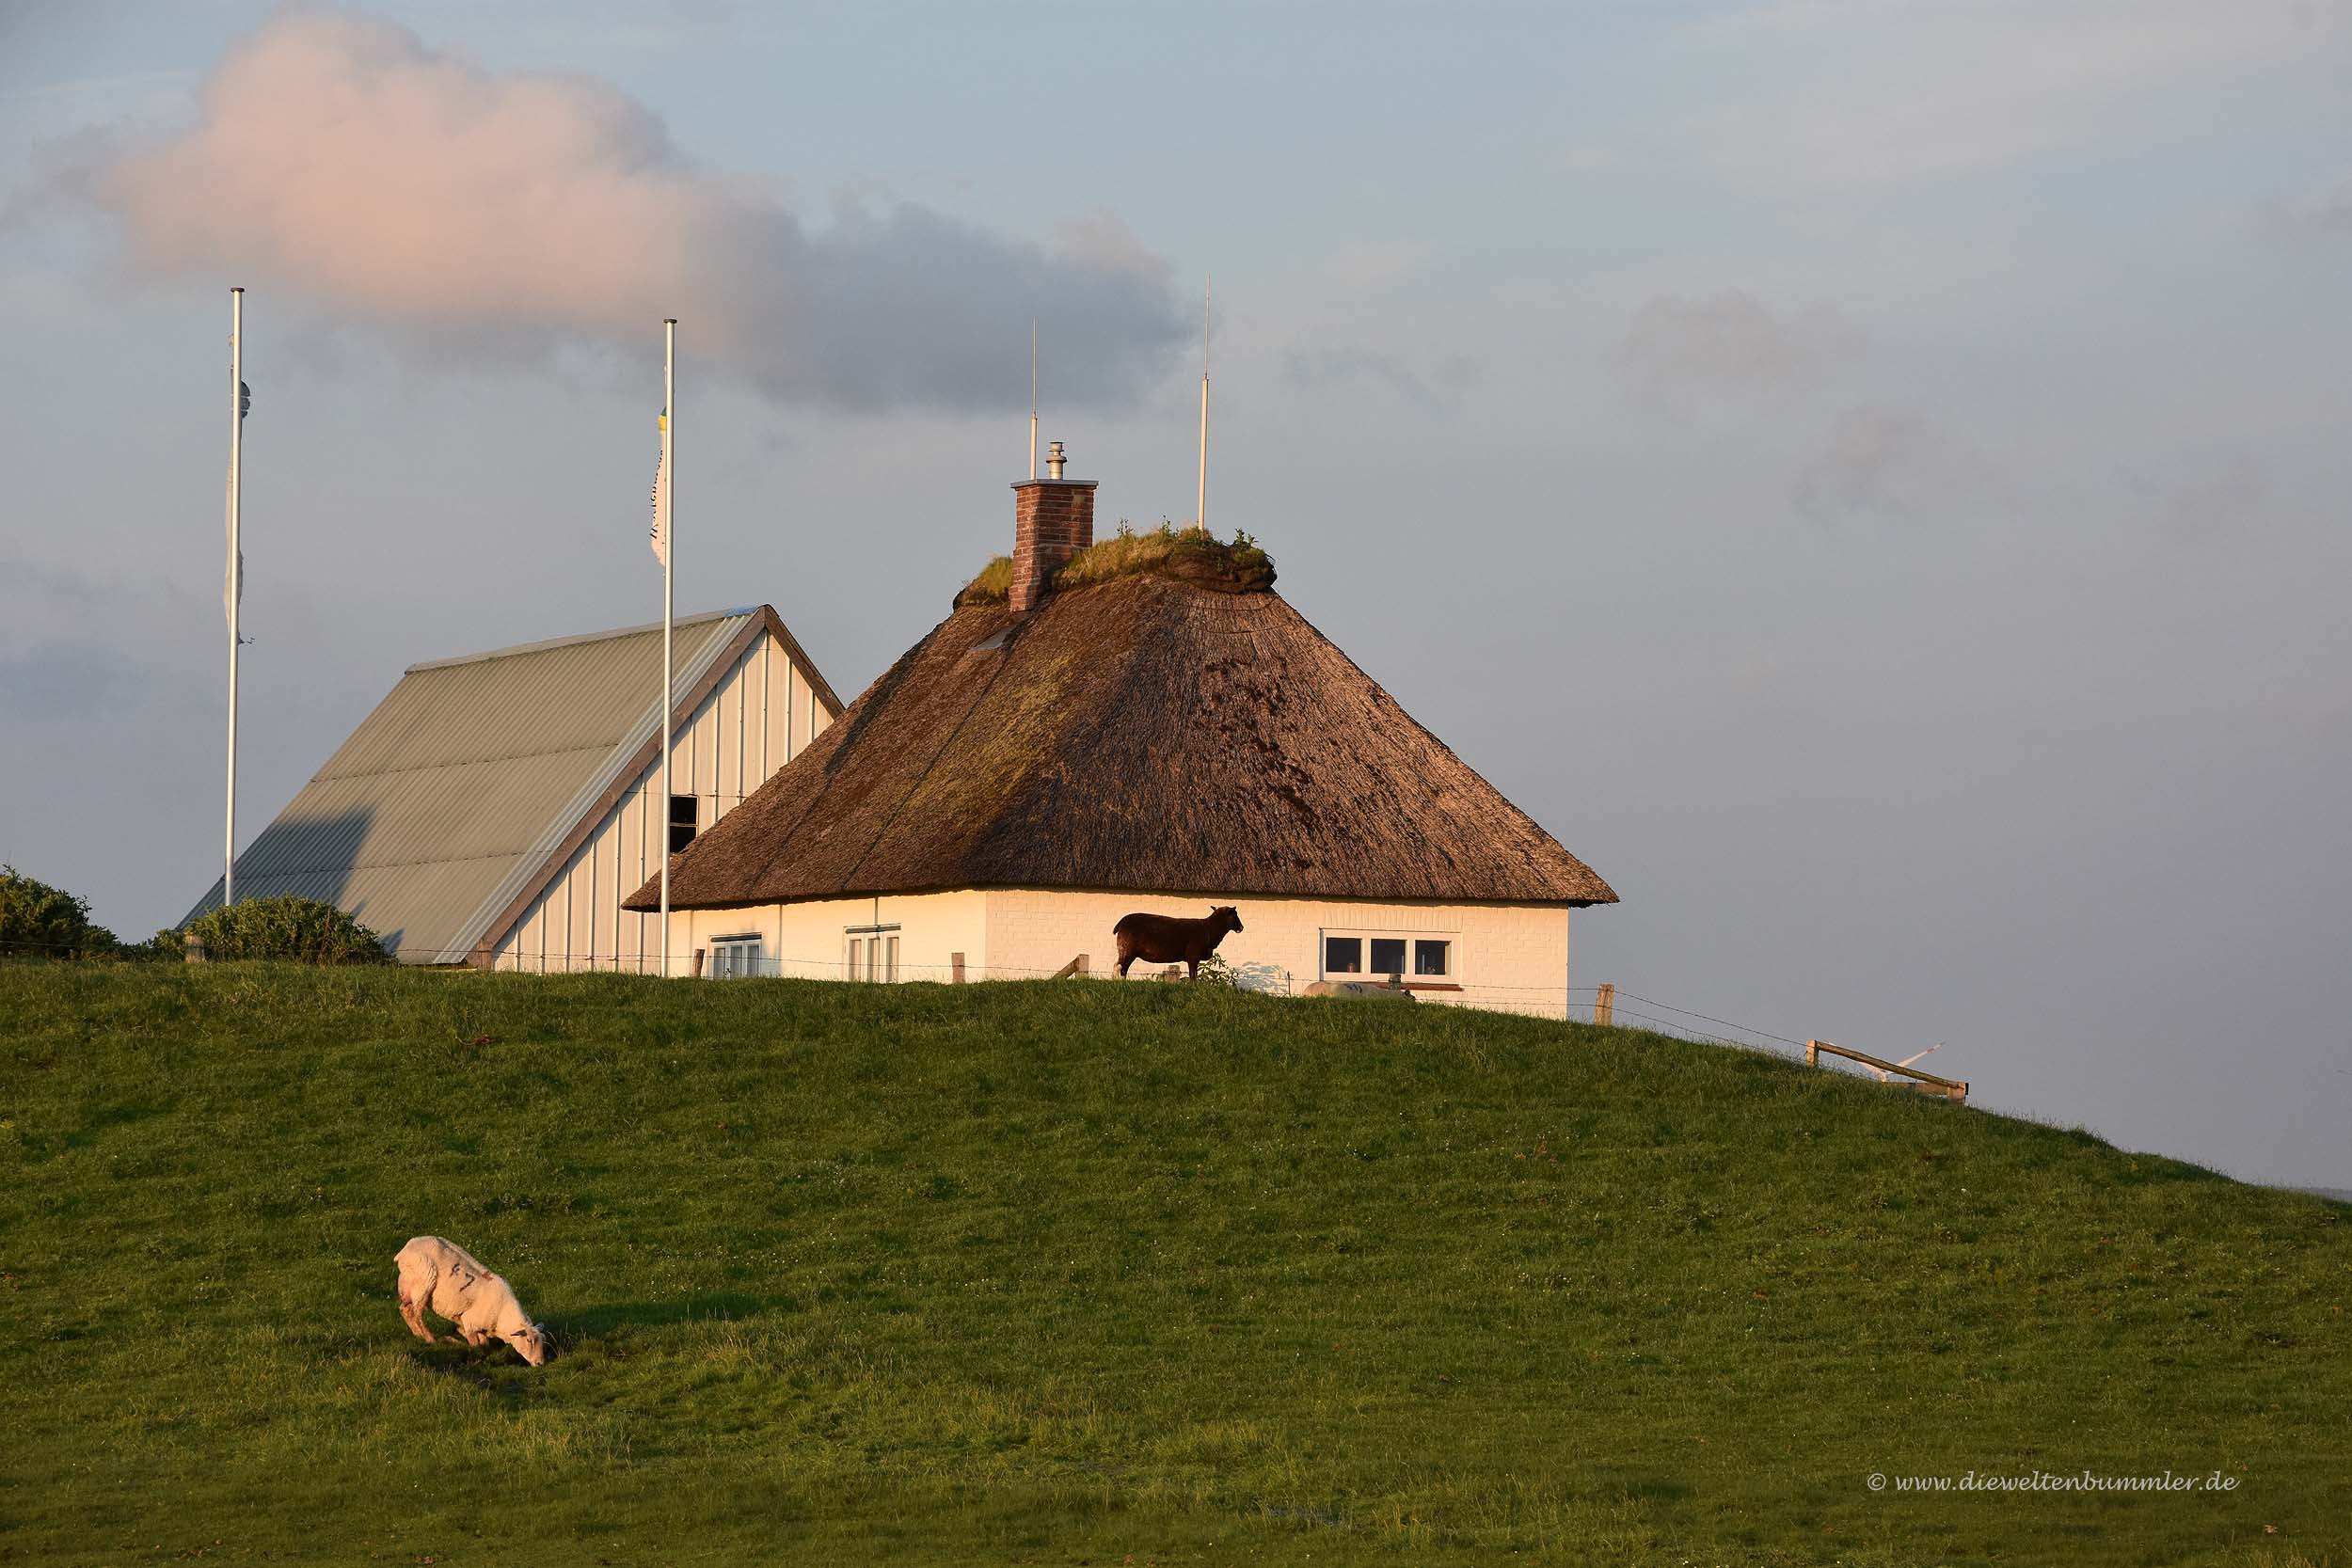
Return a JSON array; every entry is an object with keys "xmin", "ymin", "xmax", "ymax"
[{"xmin": 1595, "ymin": 983, "xmax": 1614, "ymax": 1026}]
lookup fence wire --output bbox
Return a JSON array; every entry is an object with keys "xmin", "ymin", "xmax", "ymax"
[{"xmin": 7, "ymin": 938, "xmax": 1832, "ymax": 1053}]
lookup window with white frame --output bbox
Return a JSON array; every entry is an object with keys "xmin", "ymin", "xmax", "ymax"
[
  {"xmin": 707, "ymin": 934, "xmax": 762, "ymax": 979},
  {"xmin": 845, "ymin": 925, "xmax": 901, "ymax": 982},
  {"xmin": 1321, "ymin": 929, "xmax": 1454, "ymax": 982}
]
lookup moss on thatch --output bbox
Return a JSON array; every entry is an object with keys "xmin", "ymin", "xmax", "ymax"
[{"xmin": 957, "ymin": 524, "xmax": 1274, "ymax": 606}]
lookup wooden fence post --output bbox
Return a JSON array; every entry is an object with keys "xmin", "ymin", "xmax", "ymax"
[
  {"xmin": 950, "ymin": 952, "xmax": 965, "ymax": 985},
  {"xmin": 1595, "ymin": 983, "xmax": 1614, "ymax": 1026}
]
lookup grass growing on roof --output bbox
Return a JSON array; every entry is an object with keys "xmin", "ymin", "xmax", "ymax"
[
  {"xmin": 957, "ymin": 552, "xmax": 1013, "ymax": 605},
  {"xmin": 1056, "ymin": 521, "xmax": 1273, "ymax": 592},
  {"xmin": 2, "ymin": 961, "xmax": 2346, "ymax": 1566},
  {"xmin": 958, "ymin": 522, "xmax": 1275, "ymax": 604}
]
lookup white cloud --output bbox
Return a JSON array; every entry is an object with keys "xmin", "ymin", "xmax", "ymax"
[{"xmin": 87, "ymin": 8, "xmax": 1184, "ymax": 410}]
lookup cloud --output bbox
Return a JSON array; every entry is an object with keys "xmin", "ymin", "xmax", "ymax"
[
  {"xmin": 0, "ymin": 643, "xmax": 139, "ymax": 721},
  {"xmin": 1619, "ymin": 290, "xmax": 1858, "ymax": 392},
  {"xmin": 88, "ymin": 9, "xmax": 1185, "ymax": 410},
  {"xmin": 1792, "ymin": 402, "xmax": 1990, "ymax": 516},
  {"xmin": 2272, "ymin": 192, "xmax": 2352, "ymax": 247},
  {"xmin": 1281, "ymin": 343, "xmax": 1479, "ymax": 404}
]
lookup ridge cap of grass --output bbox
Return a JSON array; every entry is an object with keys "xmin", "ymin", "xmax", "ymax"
[{"xmin": 956, "ymin": 521, "xmax": 1275, "ymax": 606}]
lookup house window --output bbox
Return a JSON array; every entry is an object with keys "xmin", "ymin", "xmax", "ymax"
[
  {"xmin": 707, "ymin": 935, "xmax": 762, "ymax": 979},
  {"xmin": 668, "ymin": 793, "xmax": 698, "ymax": 854},
  {"xmin": 1322, "ymin": 928, "xmax": 1455, "ymax": 982},
  {"xmin": 846, "ymin": 924, "xmax": 901, "ymax": 982}
]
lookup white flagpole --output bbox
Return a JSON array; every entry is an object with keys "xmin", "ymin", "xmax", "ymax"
[
  {"xmin": 660, "ymin": 318, "xmax": 675, "ymax": 978},
  {"xmin": 225, "ymin": 286, "xmax": 244, "ymax": 908},
  {"xmin": 1029, "ymin": 317, "xmax": 1039, "ymax": 480},
  {"xmin": 1197, "ymin": 275, "xmax": 1210, "ymax": 528}
]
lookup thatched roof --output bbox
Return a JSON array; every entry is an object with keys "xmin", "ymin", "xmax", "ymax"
[{"xmin": 626, "ymin": 573, "xmax": 1614, "ymax": 911}]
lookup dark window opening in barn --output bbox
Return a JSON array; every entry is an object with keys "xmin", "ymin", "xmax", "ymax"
[
  {"xmin": 1325, "ymin": 936, "xmax": 1361, "ymax": 974},
  {"xmin": 1369, "ymin": 938, "xmax": 1406, "ymax": 976},
  {"xmin": 668, "ymin": 793, "xmax": 698, "ymax": 853},
  {"xmin": 1414, "ymin": 940, "xmax": 1451, "ymax": 976}
]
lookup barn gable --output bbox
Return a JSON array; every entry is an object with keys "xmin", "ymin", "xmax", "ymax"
[{"xmin": 188, "ymin": 606, "xmax": 840, "ymax": 964}]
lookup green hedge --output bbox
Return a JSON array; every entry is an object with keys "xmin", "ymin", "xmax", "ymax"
[
  {"xmin": 180, "ymin": 895, "xmax": 393, "ymax": 965},
  {"xmin": 0, "ymin": 866, "xmax": 119, "ymax": 958}
]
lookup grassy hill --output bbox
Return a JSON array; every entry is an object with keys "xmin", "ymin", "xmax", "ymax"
[{"xmin": 2, "ymin": 963, "xmax": 2344, "ymax": 1566}]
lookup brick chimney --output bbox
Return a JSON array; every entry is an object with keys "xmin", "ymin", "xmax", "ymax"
[{"xmin": 1009, "ymin": 441, "xmax": 1096, "ymax": 613}]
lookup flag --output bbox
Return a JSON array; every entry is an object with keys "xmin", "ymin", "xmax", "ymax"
[
  {"xmin": 225, "ymin": 380, "xmax": 248, "ymax": 627},
  {"xmin": 648, "ymin": 409, "xmax": 670, "ymax": 567}
]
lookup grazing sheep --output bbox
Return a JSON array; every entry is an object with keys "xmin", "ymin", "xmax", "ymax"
[
  {"xmin": 1113, "ymin": 906, "xmax": 1244, "ymax": 980},
  {"xmin": 393, "ymin": 1236, "xmax": 550, "ymax": 1366}
]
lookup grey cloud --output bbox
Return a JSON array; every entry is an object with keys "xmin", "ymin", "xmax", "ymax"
[
  {"xmin": 1792, "ymin": 402, "xmax": 1990, "ymax": 516},
  {"xmin": 1620, "ymin": 289, "xmax": 1858, "ymax": 392},
  {"xmin": 2148, "ymin": 454, "xmax": 2269, "ymax": 545},
  {"xmin": 84, "ymin": 9, "xmax": 1185, "ymax": 411},
  {"xmin": 2272, "ymin": 193, "xmax": 2352, "ymax": 246},
  {"xmin": 0, "ymin": 642, "xmax": 140, "ymax": 721},
  {"xmin": 1279, "ymin": 343, "xmax": 1479, "ymax": 405}
]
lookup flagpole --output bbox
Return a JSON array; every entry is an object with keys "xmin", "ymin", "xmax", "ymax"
[
  {"xmin": 1197, "ymin": 274, "xmax": 1210, "ymax": 529},
  {"xmin": 225, "ymin": 286, "xmax": 244, "ymax": 908},
  {"xmin": 660, "ymin": 318, "xmax": 675, "ymax": 978}
]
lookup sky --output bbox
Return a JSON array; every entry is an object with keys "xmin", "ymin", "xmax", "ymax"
[{"xmin": 2, "ymin": 0, "xmax": 2347, "ymax": 1187}]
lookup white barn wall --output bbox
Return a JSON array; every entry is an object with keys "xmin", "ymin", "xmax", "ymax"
[{"xmin": 493, "ymin": 629, "xmax": 833, "ymax": 973}]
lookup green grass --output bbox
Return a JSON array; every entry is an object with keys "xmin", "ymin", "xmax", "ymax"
[
  {"xmin": 2, "ymin": 963, "xmax": 2344, "ymax": 1566},
  {"xmin": 958, "ymin": 522, "xmax": 1275, "ymax": 605}
]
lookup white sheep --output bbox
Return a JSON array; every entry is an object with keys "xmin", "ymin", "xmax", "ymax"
[{"xmin": 393, "ymin": 1236, "xmax": 551, "ymax": 1366}]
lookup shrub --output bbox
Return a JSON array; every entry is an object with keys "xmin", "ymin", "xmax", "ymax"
[
  {"xmin": 183, "ymin": 895, "xmax": 393, "ymax": 965},
  {"xmin": 0, "ymin": 865, "xmax": 119, "ymax": 958},
  {"xmin": 1193, "ymin": 953, "xmax": 1239, "ymax": 989}
]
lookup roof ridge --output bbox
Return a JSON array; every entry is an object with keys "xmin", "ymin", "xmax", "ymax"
[{"xmin": 404, "ymin": 606, "xmax": 759, "ymax": 673}]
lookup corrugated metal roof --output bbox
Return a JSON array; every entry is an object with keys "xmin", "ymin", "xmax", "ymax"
[{"xmin": 185, "ymin": 608, "xmax": 768, "ymax": 962}]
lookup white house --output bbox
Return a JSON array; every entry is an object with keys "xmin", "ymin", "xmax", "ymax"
[{"xmin": 625, "ymin": 460, "xmax": 1615, "ymax": 1016}]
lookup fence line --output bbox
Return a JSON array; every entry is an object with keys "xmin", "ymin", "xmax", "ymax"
[{"xmin": 8, "ymin": 937, "xmax": 1945, "ymax": 1084}]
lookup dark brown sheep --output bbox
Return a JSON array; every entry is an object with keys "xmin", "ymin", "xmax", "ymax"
[{"xmin": 1113, "ymin": 906, "xmax": 1244, "ymax": 979}]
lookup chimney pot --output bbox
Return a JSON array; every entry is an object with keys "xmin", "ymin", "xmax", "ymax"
[{"xmin": 1047, "ymin": 440, "xmax": 1066, "ymax": 480}]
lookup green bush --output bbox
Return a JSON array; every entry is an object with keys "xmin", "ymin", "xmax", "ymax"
[
  {"xmin": 183, "ymin": 895, "xmax": 392, "ymax": 965},
  {"xmin": 0, "ymin": 865, "xmax": 119, "ymax": 958}
]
